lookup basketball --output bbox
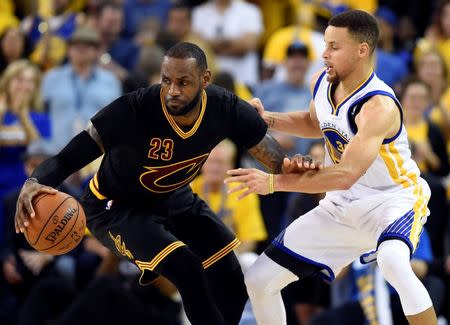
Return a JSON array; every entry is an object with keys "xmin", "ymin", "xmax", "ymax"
[{"xmin": 24, "ymin": 191, "xmax": 86, "ymax": 255}]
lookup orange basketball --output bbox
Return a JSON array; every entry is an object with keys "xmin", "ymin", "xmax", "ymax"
[{"xmin": 24, "ymin": 191, "xmax": 86, "ymax": 255}]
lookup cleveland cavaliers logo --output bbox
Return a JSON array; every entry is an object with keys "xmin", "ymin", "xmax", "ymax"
[
  {"xmin": 140, "ymin": 154, "xmax": 209, "ymax": 193},
  {"xmin": 323, "ymin": 128, "xmax": 349, "ymax": 164}
]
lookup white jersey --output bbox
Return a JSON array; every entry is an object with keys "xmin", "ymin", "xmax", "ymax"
[{"xmin": 313, "ymin": 70, "xmax": 425, "ymax": 200}]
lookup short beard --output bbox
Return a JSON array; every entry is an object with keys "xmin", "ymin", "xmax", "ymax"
[
  {"xmin": 326, "ymin": 73, "xmax": 340, "ymax": 84},
  {"xmin": 166, "ymin": 88, "xmax": 202, "ymax": 116}
]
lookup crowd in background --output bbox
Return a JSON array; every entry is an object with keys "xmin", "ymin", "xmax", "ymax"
[{"xmin": 0, "ymin": 0, "xmax": 449, "ymax": 324}]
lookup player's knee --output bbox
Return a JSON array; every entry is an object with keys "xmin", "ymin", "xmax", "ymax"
[
  {"xmin": 377, "ymin": 240, "xmax": 411, "ymax": 283},
  {"xmin": 244, "ymin": 254, "xmax": 287, "ymax": 296},
  {"xmin": 244, "ymin": 264, "xmax": 263, "ymax": 294}
]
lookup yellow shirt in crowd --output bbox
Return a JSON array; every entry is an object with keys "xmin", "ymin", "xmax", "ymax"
[{"xmin": 190, "ymin": 175, "xmax": 267, "ymax": 243}]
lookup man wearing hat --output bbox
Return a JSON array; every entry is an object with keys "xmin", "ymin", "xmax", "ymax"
[{"xmin": 40, "ymin": 25, "xmax": 121, "ymax": 155}]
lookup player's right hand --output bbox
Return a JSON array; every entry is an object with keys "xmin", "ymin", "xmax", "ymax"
[{"xmin": 14, "ymin": 178, "xmax": 57, "ymax": 234}]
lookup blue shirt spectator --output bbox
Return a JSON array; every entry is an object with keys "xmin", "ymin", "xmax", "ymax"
[
  {"xmin": 41, "ymin": 64, "xmax": 121, "ymax": 153},
  {"xmin": 254, "ymin": 41, "xmax": 313, "ymax": 155},
  {"xmin": 0, "ymin": 112, "xmax": 50, "ymax": 245},
  {"xmin": 375, "ymin": 49, "xmax": 408, "ymax": 87},
  {"xmin": 123, "ymin": 0, "xmax": 172, "ymax": 38}
]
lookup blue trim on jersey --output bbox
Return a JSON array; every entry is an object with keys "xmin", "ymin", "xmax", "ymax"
[
  {"xmin": 346, "ymin": 90, "xmax": 403, "ymax": 143},
  {"xmin": 313, "ymin": 70, "xmax": 327, "ymax": 100},
  {"xmin": 382, "ymin": 209, "xmax": 414, "ymax": 234},
  {"xmin": 327, "ymin": 72, "xmax": 375, "ymax": 116},
  {"xmin": 360, "ymin": 250, "xmax": 377, "ymax": 264},
  {"xmin": 336, "ymin": 72, "xmax": 374, "ymax": 116},
  {"xmin": 271, "ymin": 241, "xmax": 335, "ymax": 281},
  {"xmin": 360, "ymin": 209, "xmax": 416, "ymax": 264}
]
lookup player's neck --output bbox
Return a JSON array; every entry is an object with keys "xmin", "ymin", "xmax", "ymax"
[
  {"xmin": 172, "ymin": 98, "xmax": 202, "ymax": 127},
  {"xmin": 338, "ymin": 64, "xmax": 373, "ymax": 96}
]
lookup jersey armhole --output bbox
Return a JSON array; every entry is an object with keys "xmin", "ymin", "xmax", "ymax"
[{"xmin": 347, "ymin": 91, "xmax": 403, "ymax": 144}]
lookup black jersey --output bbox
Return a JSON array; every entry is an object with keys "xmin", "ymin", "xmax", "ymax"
[{"xmin": 89, "ymin": 84, "xmax": 267, "ymax": 202}]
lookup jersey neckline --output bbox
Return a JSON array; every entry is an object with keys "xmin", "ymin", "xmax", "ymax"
[{"xmin": 160, "ymin": 89, "xmax": 207, "ymax": 139}]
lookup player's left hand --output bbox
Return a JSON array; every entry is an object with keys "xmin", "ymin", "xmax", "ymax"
[
  {"xmin": 225, "ymin": 168, "xmax": 271, "ymax": 199},
  {"xmin": 282, "ymin": 154, "xmax": 323, "ymax": 174},
  {"xmin": 247, "ymin": 97, "xmax": 265, "ymax": 117}
]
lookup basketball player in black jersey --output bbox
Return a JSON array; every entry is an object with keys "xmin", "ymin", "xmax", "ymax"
[{"xmin": 14, "ymin": 42, "xmax": 317, "ymax": 325}]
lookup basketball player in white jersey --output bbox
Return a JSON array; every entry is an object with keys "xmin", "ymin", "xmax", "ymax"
[{"xmin": 226, "ymin": 10, "xmax": 437, "ymax": 325}]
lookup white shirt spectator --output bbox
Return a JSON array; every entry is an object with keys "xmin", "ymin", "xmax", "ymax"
[{"xmin": 192, "ymin": 0, "xmax": 263, "ymax": 86}]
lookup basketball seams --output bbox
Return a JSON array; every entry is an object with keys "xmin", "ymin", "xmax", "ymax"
[
  {"xmin": 40, "ymin": 199, "xmax": 80, "ymax": 253},
  {"xmin": 33, "ymin": 193, "xmax": 50, "ymax": 206},
  {"xmin": 30, "ymin": 195, "xmax": 72, "ymax": 246}
]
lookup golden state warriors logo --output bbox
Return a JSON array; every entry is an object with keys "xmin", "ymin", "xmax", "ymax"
[
  {"xmin": 323, "ymin": 128, "xmax": 349, "ymax": 164},
  {"xmin": 140, "ymin": 154, "xmax": 209, "ymax": 193}
]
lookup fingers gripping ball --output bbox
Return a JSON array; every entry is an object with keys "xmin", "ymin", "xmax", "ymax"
[{"xmin": 24, "ymin": 192, "xmax": 86, "ymax": 255}]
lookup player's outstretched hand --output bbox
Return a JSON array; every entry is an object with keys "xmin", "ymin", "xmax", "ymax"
[
  {"xmin": 225, "ymin": 168, "xmax": 271, "ymax": 199},
  {"xmin": 282, "ymin": 154, "xmax": 323, "ymax": 174},
  {"xmin": 15, "ymin": 178, "xmax": 57, "ymax": 234},
  {"xmin": 247, "ymin": 97, "xmax": 265, "ymax": 117}
]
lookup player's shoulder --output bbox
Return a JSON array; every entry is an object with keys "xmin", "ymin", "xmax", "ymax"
[
  {"xmin": 362, "ymin": 93, "xmax": 399, "ymax": 114},
  {"xmin": 205, "ymin": 84, "xmax": 236, "ymax": 104},
  {"xmin": 310, "ymin": 68, "xmax": 327, "ymax": 96},
  {"xmin": 127, "ymin": 84, "xmax": 161, "ymax": 105},
  {"xmin": 357, "ymin": 94, "xmax": 401, "ymax": 130}
]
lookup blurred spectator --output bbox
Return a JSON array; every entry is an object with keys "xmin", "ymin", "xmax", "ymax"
[
  {"xmin": 21, "ymin": 0, "xmax": 85, "ymax": 70},
  {"xmin": 0, "ymin": 141, "xmax": 74, "ymax": 325},
  {"xmin": 133, "ymin": 16, "xmax": 161, "ymax": 48},
  {"xmin": 402, "ymin": 77, "xmax": 449, "ymax": 177},
  {"xmin": 123, "ymin": 45, "xmax": 164, "ymax": 93},
  {"xmin": 0, "ymin": 0, "xmax": 20, "ymax": 36},
  {"xmin": 0, "ymin": 60, "xmax": 50, "ymax": 246},
  {"xmin": 381, "ymin": 0, "xmax": 434, "ymax": 38},
  {"xmin": 255, "ymin": 41, "xmax": 313, "ymax": 155},
  {"xmin": 401, "ymin": 77, "xmax": 449, "ymax": 261},
  {"xmin": 415, "ymin": 49, "xmax": 450, "ymax": 161},
  {"xmin": 262, "ymin": 8, "xmax": 325, "ymax": 83},
  {"xmin": 122, "ymin": 0, "xmax": 173, "ymax": 38},
  {"xmin": 21, "ymin": 0, "xmax": 82, "ymax": 46},
  {"xmin": 247, "ymin": 0, "xmax": 299, "ymax": 45},
  {"xmin": 41, "ymin": 25, "xmax": 121, "ymax": 154},
  {"xmin": 374, "ymin": 6, "xmax": 409, "ymax": 87},
  {"xmin": 416, "ymin": 0, "xmax": 450, "ymax": 77},
  {"xmin": 166, "ymin": 1, "xmax": 218, "ymax": 74},
  {"xmin": 192, "ymin": 0, "xmax": 263, "ymax": 86},
  {"xmin": 94, "ymin": 2, "xmax": 139, "ymax": 81},
  {"xmin": 213, "ymin": 71, "xmax": 253, "ymax": 101},
  {"xmin": 0, "ymin": 27, "xmax": 30, "ymax": 74},
  {"xmin": 191, "ymin": 139, "xmax": 267, "ymax": 255}
]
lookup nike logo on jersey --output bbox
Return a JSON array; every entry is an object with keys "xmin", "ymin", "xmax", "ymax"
[{"xmin": 139, "ymin": 153, "xmax": 209, "ymax": 193}]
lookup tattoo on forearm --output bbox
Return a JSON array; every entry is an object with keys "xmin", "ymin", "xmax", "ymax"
[{"xmin": 248, "ymin": 133, "xmax": 286, "ymax": 173}]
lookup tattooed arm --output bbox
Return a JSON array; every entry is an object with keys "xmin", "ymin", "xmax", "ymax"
[{"xmin": 247, "ymin": 133, "xmax": 286, "ymax": 174}]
